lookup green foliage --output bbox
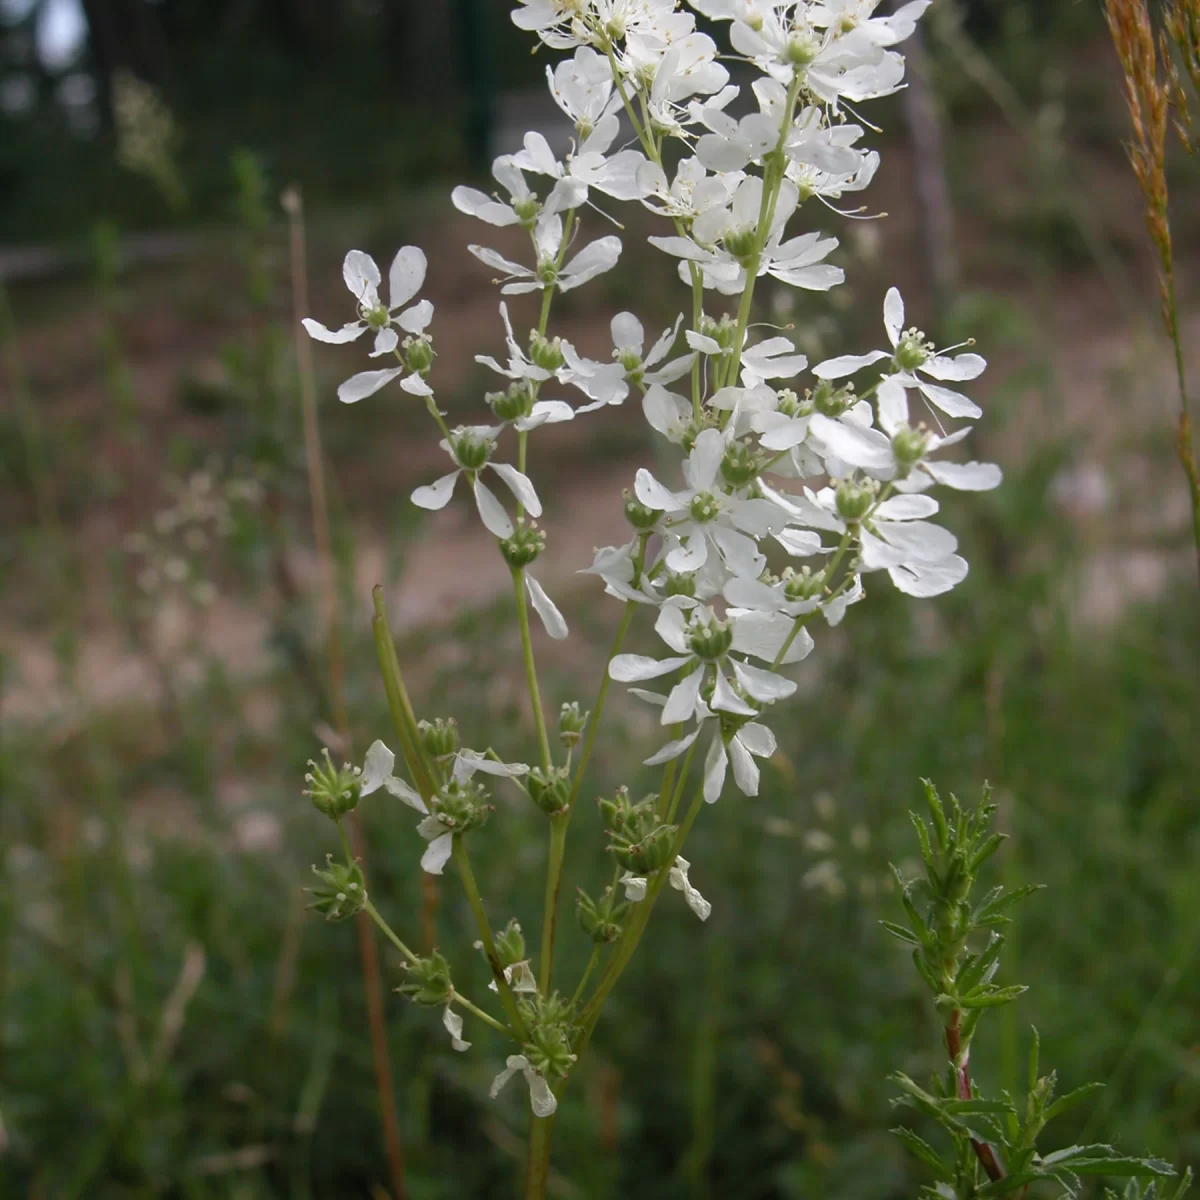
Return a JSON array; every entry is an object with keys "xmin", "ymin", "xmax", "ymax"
[{"xmin": 888, "ymin": 784, "xmax": 1190, "ymax": 1199}]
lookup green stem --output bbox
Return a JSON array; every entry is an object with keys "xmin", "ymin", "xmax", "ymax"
[
  {"xmin": 452, "ymin": 992, "xmax": 519, "ymax": 1041},
  {"xmin": 571, "ymin": 945, "xmax": 603, "ymax": 1009},
  {"xmin": 1164, "ymin": 272, "xmax": 1200, "ymax": 581},
  {"xmin": 512, "ymin": 567, "xmax": 553, "ymax": 771},
  {"xmin": 526, "ymin": 1114, "xmax": 554, "ymax": 1200},
  {"xmin": 451, "ymin": 836, "xmax": 530, "ymax": 1041},
  {"xmin": 538, "ymin": 812, "xmax": 569, "ymax": 993},
  {"xmin": 364, "ymin": 899, "xmax": 420, "ymax": 967}
]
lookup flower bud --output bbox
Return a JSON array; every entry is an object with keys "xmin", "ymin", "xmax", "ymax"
[
  {"xmin": 303, "ymin": 748, "xmax": 361, "ymax": 820},
  {"xmin": 527, "ymin": 765, "xmax": 571, "ymax": 815},
  {"xmin": 723, "ymin": 225, "xmax": 759, "ymax": 267},
  {"xmin": 688, "ymin": 490, "xmax": 721, "ymax": 524},
  {"xmin": 895, "ymin": 327, "xmax": 932, "ymax": 372},
  {"xmin": 435, "ymin": 777, "xmax": 492, "ymax": 834},
  {"xmin": 513, "ymin": 194, "xmax": 540, "ymax": 229},
  {"xmin": 783, "ymin": 565, "xmax": 825, "ymax": 602},
  {"xmin": 598, "ymin": 785, "xmax": 635, "ymax": 832},
  {"xmin": 363, "ymin": 303, "xmax": 390, "ymax": 330},
  {"xmin": 614, "ymin": 822, "xmax": 679, "ymax": 873},
  {"xmin": 721, "ymin": 442, "xmax": 761, "ymax": 487},
  {"xmin": 404, "ymin": 333, "xmax": 434, "ymax": 375},
  {"xmin": 396, "ymin": 949, "xmax": 454, "ymax": 1006},
  {"xmin": 623, "ymin": 488, "xmax": 659, "ymax": 531},
  {"xmin": 558, "ymin": 702, "xmax": 589, "ymax": 748},
  {"xmin": 450, "ymin": 428, "xmax": 493, "ymax": 471},
  {"xmin": 418, "ymin": 717, "xmax": 459, "ymax": 763},
  {"xmin": 665, "ymin": 572, "xmax": 697, "ymax": 599},
  {"xmin": 306, "ymin": 855, "xmax": 367, "ymax": 920},
  {"xmin": 835, "ymin": 477, "xmax": 877, "ymax": 523},
  {"xmin": 528, "ymin": 331, "xmax": 565, "ymax": 372},
  {"xmin": 776, "ymin": 387, "xmax": 808, "ymax": 418},
  {"xmin": 494, "ymin": 918, "xmax": 527, "ymax": 969},
  {"xmin": 489, "ymin": 381, "xmax": 534, "ymax": 423},
  {"xmin": 813, "ymin": 379, "xmax": 855, "ymax": 418},
  {"xmin": 576, "ymin": 887, "xmax": 626, "ymax": 943},
  {"xmin": 890, "ymin": 423, "xmax": 930, "ymax": 473},
  {"xmin": 500, "ymin": 520, "xmax": 546, "ymax": 568},
  {"xmin": 525, "ymin": 1020, "xmax": 575, "ymax": 1080},
  {"xmin": 787, "ymin": 29, "xmax": 819, "ymax": 66},
  {"xmin": 687, "ymin": 617, "xmax": 732, "ymax": 662}
]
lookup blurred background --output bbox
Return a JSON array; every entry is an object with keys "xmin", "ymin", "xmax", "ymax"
[{"xmin": 1, "ymin": 0, "xmax": 1198, "ymax": 1196}]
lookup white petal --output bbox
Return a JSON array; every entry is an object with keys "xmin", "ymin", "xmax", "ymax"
[
  {"xmin": 611, "ymin": 311, "xmax": 644, "ymax": 354},
  {"xmin": 663, "ymin": 666, "xmax": 705, "ymax": 725},
  {"xmin": 654, "ymin": 602, "xmax": 691, "ymax": 654},
  {"xmin": 389, "ymin": 246, "xmax": 427, "ymax": 309},
  {"xmin": 731, "ymin": 659, "xmax": 797, "ymax": 703},
  {"xmin": 923, "ymin": 460, "xmax": 1003, "ymax": 491},
  {"xmin": 489, "ymin": 463, "xmax": 542, "ymax": 517},
  {"xmin": 876, "ymin": 494, "xmax": 939, "ymax": 520},
  {"xmin": 452, "ymin": 186, "xmax": 520, "ymax": 226},
  {"xmin": 813, "ymin": 350, "xmax": 890, "ymax": 380},
  {"xmin": 371, "ymin": 327, "xmax": 399, "ymax": 357},
  {"xmin": 644, "ymin": 728, "xmax": 700, "ymax": 766},
  {"xmin": 525, "ymin": 1068, "xmax": 559, "ymax": 1117},
  {"xmin": 302, "ymin": 318, "xmax": 365, "ymax": 344},
  {"xmin": 687, "ymin": 429, "xmax": 725, "ymax": 491},
  {"xmin": 398, "ymin": 299, "xmax": 434, "ymax": 334},
  {"xmin": 453, "ymin": 750, "xmax": 528, "ymax": 779},
  {"xmin": 411, "ymin": 471, "xmax": 460, "ymax": 511},
  {"xmin": 473, "ymin": 477, "xmax": 514, "ymax": 539},
  {"xmin": 669, "ymin": 859, "xmax": 712, "ymax": 921},
  {"xmin": 889, "ymin": 554, "xmax": 969, "ymax": 597},
  {"xmin": 711, "ymin": 669, "xmax": 757, "ymax": 716},
  {"xmin": 736, "ymin": 721, "xmax": 776, "ymax": 758},
  {"xmin": 360, "ymin": 740, "xmax": 395, "ymax": 796},
  {"xmin": 420, "ymin": 832, "xmax": 454, "ymax": 875},
  {"xmin": 634, "ymin": 467, "xmax": 683, "ymax": 512},
  {"xmin": 809, "ymin": 413, "xmax": 895, "ymax": 471},
  {"xmin": 490, "ymin": 1055, "xmax": 528, "ymax": 1099},
  {"xmin": 338, "ymin": 367, "xmax": 405, "ymax": 404},
  {"xmin": 560, "ymin": 236, "xmax": 622, "ymax": 290},
  {"xmin": 876, "ymin": 377, "xmax": 909, "ymax": 436},
  {"xmin": 383, "ymin": 775, "xmax": 428, "ymax": 813},
  {"xmin": 610, "ymin": 654, "xmax": 691, "ymax": 682},
  {"xmin": 703, "ymin": 734, "xmax": 728, "ymax": 804},
  {"xmin": 526, "ymin": 574, "xmax": 568, "ymax": 640},
  {"xmin": 620, "ymin": 872, "xmax": 648, "ymax": 902},
  {"xmin": 923, "ymin": 353, "xmax": 986, "ymax": 382},
  {"xmin": 400, "ymin": 374, "xmax": 434, "ymax": 396},
  {"xmin": 728, "ymin": 735, "xmax": 760, "ymax": 796},
  {"xmin": 343, "ymin": 250, "xmax": 381, "ymax": 305},
  {"xmin": 919, "ymin": 381, "xmax": 981, "ymax": 420},
  {"xmin": 443, "ymin": 1005, "xmax": 471, "ymax": 1052},
  {"xmin": 883, "ymin": 287, "xmax": 905, "ymax": 347}
]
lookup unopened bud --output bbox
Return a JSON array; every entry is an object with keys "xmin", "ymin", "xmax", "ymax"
[{"xmin": 306, "ymin": 855, "xmax": 367, "ymax": 920}]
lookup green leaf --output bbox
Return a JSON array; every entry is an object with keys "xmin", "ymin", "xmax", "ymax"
[
  {"xmin": 942, "ymin": 1099, "xmax": 1016, "ymax": 1116},
  {"xmin": 975, "ymin": 884, "xmax": 1044, "ymax": 926},
  {"xmin": 969, "ymin": 831, "xmax": 1005, "ymax": 872},
  {"xmin": 1069, "ymin": 1158, "xmax": 1176, "ymax": 1179},
  {"xmin": 923, "ymin": 778, "xmax": 949, "ymax": 852},
  {"xmin": 880, "ymin": 919, "xmax": 920, "ymax": 946},
  {"xmin": 1044, "ymin": 1081, "xmax": 1104, "ymax": 1124},
  {"xmin": 960, "ymin": 984, "xmax": 1028, "ymax": 1009},
  {"xmin": 1027, "ymin": 1026, "xmax": 1041, "ymax": 1094},
  {"xmin": 892, "ymin": 1126, "xmax": 955, "ymax": 1181}
]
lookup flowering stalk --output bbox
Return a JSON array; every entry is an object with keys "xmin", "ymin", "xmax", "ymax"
[
  {"xmin": 298, "ymin": 3, "xmax": 1019, "ymax": 1194},
  {"xmin": 1105, "ymin": 0, "xmax": 1200, "ymax": 580}
]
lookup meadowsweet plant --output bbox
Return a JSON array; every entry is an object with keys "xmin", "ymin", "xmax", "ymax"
[
  {"xmin": 301, "ymin": 2, "xmax": 1010, "ymax": 1193},
  {"xmin": 887, "ymin": 783, "xmax": 1191, "ymax": 1200}
]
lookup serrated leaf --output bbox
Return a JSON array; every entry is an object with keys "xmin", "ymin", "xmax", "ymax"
[
  {"xmin": 957, "ymin": 932, "xmax": 1004, "ymax": 994},
  {"xmin": 942, "ymin": 1099, "xmax": 1016, "ymax": 1116},
  {"xmin": 892, "ymin": 1126, "xmax": 954, "ymax": 1181},
  {"xmin": 969, "ymin": 831, "xmax": 1006, "ymax": 872},
  {"xmin": 1028, "ymin": 1026, "xmax": 1041, "ymax": 1093},
  {"xmin": 975, "ymin": 884, "xmax": 1044, "ymax": 925},
  {"xmin": 1069, "ymin": 1158, "xmax": 1176, "ymax": 1178}
]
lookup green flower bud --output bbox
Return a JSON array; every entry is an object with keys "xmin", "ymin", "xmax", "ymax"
[
  {"xmin": 417, "ymin": 717, "xmax": 459, "ymax": 763},
  {"xmin": 303, "ymin": 748, "xmax": 361, "ymax": 820},
  {"xmin": 527, "ymin": 765, "xmax": 571, "ymax": 815},
  {"xmin": 404, "ymin": 333, "xmax": 434, "ymax": 375},
  {"xmin": 895, "ymin": 327, "xmax": 932, "ymax": 372},
  {"xmin": 558, "ymin": 702, "xmax": 589, "ymax": 748},
  {"xmin": 623, "ymin": 488, "xmax": 659, "ymax": 531},
  {"xmin": 681, "ymin": 412, "xmax": 720, "ymax": 452},
  {"xmin": 836, "ymin": 477, "xmax": 877, "ymax": 523},
  {"xmin": 723, "ymin": 226, "xmax": 759, "ymax": 267},
  {"xmin": 396, "ymin": 949, "xmax": 454, "ymax": 1006},
  {"xmin": 525, "ymin": 1020, "xmax": 575, "ymax": 1080},
  {"xmin": 776, "ymin": 387, "xmax": 812, "ymax": 418},
  {"xmin": 688, "ymin": 490, "xmax": 722, "ymax": 524},
  {"xmin": 500, "ymin": 519, "xmax": 546, "ymax": 568},
  {"xmin": 536, "ymin": 256, "xmax": 559, "ymax": 286},
  {"xmin": 494, "ymin": 918, "xmax": 527, "ymax": 969},
  {"xmin": 616, "ymin": 346, "xmax": 642, "ymax": 376},
  {"xmin": 306, "ymin": 855, "xmax": 367, "ymax": 921},
  {"xmin": 513, "ymin": 194, "xmax": 540, "ymax": 229},
  {"xmin": 576, "ymin": 887, "xmax": 626, "ymax": 943},
  {"xmin": 787, "ymin": 29, "xmax": 820, "ymax": 66},
  {"xmin": 616, "ymin": 822, "xmax": 679, "ymax": 873},
  {"xmin": 890, "ymin": 423, "xmax": 930, "ymax": 472},
  {"xmin": 489, "ymin": 381, "xmax": 534, "ymax": 423},
  {"xmin": 450, "ymin": 428, "xmax": 493, "ymax": 471},
  {"xmin": 698, "ymin": 312, "xmax": 739, "ymax": 351},
  {"xmin": 434, "ymin": 776, "xmax": 492, "ymax": 834},
  {"xmin": 363, "ymin": 303, "xmax": 390, "ymax": 331},
  {"xmin": 687, "ymin": 616, "xmax": 732, "ymax": 661},
  {"xmin": 721, "ymin": 442, "xmax": 761, "ymax": 487},
  {"xmin": 783, "ymin": 565, "xmax": 825, "ymax": 602},
  {"xmin": 598, "ymin": 785, "xmax": 635, "ymax": 832},
  {"xmin": 665, "ymin": 572, "xmax": 698, "ymax": 599},
  {"xmin": 529, "ymin": 331, "xmax": 565, "ymax": 372},
  {"xmin": 812, "ymin": 379, "xmax": 854, "ymax": 418}
]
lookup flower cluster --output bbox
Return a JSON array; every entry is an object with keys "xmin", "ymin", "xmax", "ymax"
[{"xmin": 302, "ymin": 0, "xmax": 1002, "ymax": 1132}]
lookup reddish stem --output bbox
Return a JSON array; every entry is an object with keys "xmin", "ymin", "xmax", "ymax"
[{"xmin": 946, "ymin": 1011, "xmax": 1005, "ymax": 1183}]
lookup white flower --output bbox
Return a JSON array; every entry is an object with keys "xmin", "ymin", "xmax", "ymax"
[
  {"xmin": 411, "ymin": 425, "xmax": 542, "ymax": 539},
  {"xmin": 452, "ymin": 155, "xmax": 585, "ymax": 228},
  {"xmin": 580, "ymin": 539, "xmax": 661, "ymax": 604},
  {"xmin": 857, "ymin": 492, "xmax": 967, "ymax": 598},
  {"xmin": 526, "ymin": 573, "xmax": 569, "ymax": 640},
  {"xmin": 386, "ymin": 750, "xmax": 528, "ymax": 876},
  {"xmin": 610, "ymin": 312, "xmax": 694, "ymax": 389},
  {"xmin": 469, "ymin": 214, "xmax": 622, "ymax": 295},
  {"xmin": 702, "ymin": 722, "xmax": 777, "ymax": 802},
  {"xmin": 514, "ymin": 125, "xmax": 649, "ymax": 203},
  {"xmin": 490, "ymin": 1054, "xmax": 558, "ymax": 1117},
  {"xmin": 547, "ymin": 47, "xmax": 622, "ymax": 132},
  {"xmin": 302, "ymin": 248, "xmax": 435, "ymax": 403},
  {"xmin": 739, "ymin": 336, "xmax": 808, "ymax": 388},
  {"xmin": 443, "ymin": 1005, "xmax": 471, "ymax": 1052},
  {"xmin": 637, "ymin": 155, "xmax": 744, "ymax": 224},
  {"xmin": 487, "ymin": 960, "xmax": 539, "ymax": 994},
  {"xmin": 620, "ymin": 855, "xmax": 711, "ymax": 920},
  {"xmin": 634, "ymin": 428, "xmax": 784, "ymax": 577}
]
